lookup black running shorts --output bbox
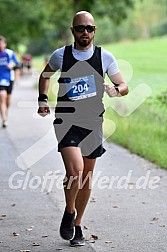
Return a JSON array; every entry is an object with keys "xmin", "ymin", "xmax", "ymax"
[
  {"xmin": 53, "ymin": 121, "xmax": 106, "ymax": 159},
  {"xmin": 0, "ymin": 81, "xmax": 14, "ymax": 94}
]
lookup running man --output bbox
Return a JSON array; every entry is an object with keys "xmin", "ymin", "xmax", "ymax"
[
  {"xmin": 0, "ymin": 36, "xmax": 20, "ymax": 128},
  {"xmin": 38, "ymin": 11, "xmax": 128, "ymax": 246}
]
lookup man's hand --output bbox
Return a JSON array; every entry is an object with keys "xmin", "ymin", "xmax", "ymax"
[
  {"xmin": 38, "ymin": 102, "xmax": 50, "ymax": 117},
  {"xmin": 6, "ymin": 63, "xmax": 13, "ymax": 70},
  {"xmin": 103, "ymin": 83, "xmax": 120, "ymax": 97}
]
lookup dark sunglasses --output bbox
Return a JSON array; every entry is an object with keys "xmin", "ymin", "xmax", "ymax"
[{"xmin": 73, "ymin": 25, "xmax": 95, "ymax": 33}]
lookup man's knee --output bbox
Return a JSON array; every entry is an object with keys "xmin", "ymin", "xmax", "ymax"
[{"xmin": 64, "ymin": 168, "xmax": 83, "ymax": 189}]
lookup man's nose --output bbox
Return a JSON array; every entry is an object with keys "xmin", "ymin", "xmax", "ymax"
[{"xmin": 83, "ymin": 28, "xmax": 88, "ymax": 34}]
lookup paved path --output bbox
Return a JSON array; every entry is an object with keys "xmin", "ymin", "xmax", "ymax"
[{"xmin": 0, "ymin": 74, "xmax": 167, "ymax": 252}]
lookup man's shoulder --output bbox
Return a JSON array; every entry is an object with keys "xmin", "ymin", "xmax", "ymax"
[
  {"xmin": 49, "ymin": 46, "xmax": 66, "ymax": 70},
  {"xmin": 5, "ymin": 48, "xmax": 14, "ymax": 55},
  {"xmin": 4, "ymin": 49, "xmax": 16, "ymax": 60},
  {"xmin": 52, "ymin": 46, "xmax": 66, "ymax": 57},
  {"xmin": 100, "ymin": 48, "xmax": 116, "ymax": 64}
]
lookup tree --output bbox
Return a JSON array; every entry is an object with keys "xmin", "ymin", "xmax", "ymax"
[
  {"xmin": 0, "ymin": 0, "xmax": 48, "ymax": 48},
  {"xmin": 0, "ymin": 0, "xmax": 135, "ymax": 52},
  {"xmin": 41, "ymin": 0, "xmax": 135, "ymax": 49},
  {"xmin": 92, "ymin": 0, "xmax": 135, "ymax": 24}
]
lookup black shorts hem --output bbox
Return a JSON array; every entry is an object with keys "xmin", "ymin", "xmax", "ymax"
[
  {"xmin": 58, "ymin": 143, "xmax": 78, "ymax": 152},
  {"xmin": 83, "ymin": 147, "xmax": 106, "ymax": 159},
  {"xmin": 58, "ymin": 143, "xmax": 106, "ymax": 159}
]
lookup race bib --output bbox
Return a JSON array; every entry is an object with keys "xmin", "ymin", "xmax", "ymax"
[{"xmin": 65, "ymin": 75, "xmax": 96, "ymax": 101}]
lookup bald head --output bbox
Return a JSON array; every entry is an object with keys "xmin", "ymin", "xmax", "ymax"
[
  {"xmin": 72, "ymin": 11, "xmax": 95, "ymax": 26},
  {"xmin": 71, "ymin": 11, "xmax": 96, "ymax": 49}
]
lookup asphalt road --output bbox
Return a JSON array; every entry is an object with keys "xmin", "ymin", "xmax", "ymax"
[{"xmin": 0, "ymin": 74, "xmax": 167, "ymax": 252}]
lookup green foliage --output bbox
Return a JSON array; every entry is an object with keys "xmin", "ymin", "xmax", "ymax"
[
  {"xmin": 0, "ymin": 0, "xmax": 134, "ymax": 51},
  {"xmin": 151, "ymin": 19, "xmax": 167, "ymax": 37},
  {"xmin": 72, "ymin": 0, "xmax": 94, "ymax": 12},
  {"xmin": 105, "ymin": 0, "xmax": 167, "ymax": 41},
  {"xmin": 1, "ymin": 0, "xmax": 167, "ymax": 55},
  {"xmin": 93, "ymin": 0, "xmax": 135, "ymax": 24},
  {"xmin": 156, "ymin": 90, "xmax": 167, "ymax": 107},
  {"xmin": 0, "ymin": 0, "xmax": 48, "ymax": 49}
]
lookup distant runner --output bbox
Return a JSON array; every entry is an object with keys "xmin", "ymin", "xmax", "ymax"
[
  {"xmin": 22, "ymin": 54, "xmax": 32, "ymax": 74},
  {"xmin": 0, "ymin": 36, "xmax": 20, "ymax": 128}
]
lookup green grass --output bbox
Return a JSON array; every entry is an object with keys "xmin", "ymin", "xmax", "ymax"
[
  {"xmin": 103, "ymin": 36, "xmax": 167, "ymax": 168},
  {"xmin": 103, "ymin": 36, "xmax": 167, "ymax": 95},
  {"xmin": 33, "ymin": 36, "xmax": 167, "ymax": 169},
  {"xmin": 104, "ymin": 103, "xmax": 167, "ymax": 168}
]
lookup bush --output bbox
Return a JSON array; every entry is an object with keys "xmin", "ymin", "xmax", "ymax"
[
  {"xmin": 156, "ymin": 90, "xmax": 167, "ymax": 107},
  {"xmin": 151, "ymin": 19, "xmax": 167, "ymax": 37}
]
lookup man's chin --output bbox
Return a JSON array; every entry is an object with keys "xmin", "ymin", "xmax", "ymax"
[{"xmin": 78, "ymin": 41, "xmax": 90, "ymax": 47}]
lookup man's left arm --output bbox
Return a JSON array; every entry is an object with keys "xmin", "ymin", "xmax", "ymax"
[
  {"xmin": 104, "ymin": 72, "xmax": 129, "ymax": 97},
  {"xmin": 11, "ymin": 52, "xmax": 22, "ymax": 70}
]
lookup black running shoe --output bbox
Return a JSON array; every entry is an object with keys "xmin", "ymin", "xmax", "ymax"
[
  {"xmin": 2, "ymin": 120, "xmax": 8, "ymax": 128},
  {"xmin": 70, "ymin": 226, "xmax": 85, "ymax": 247},
  {"xmin": 60, "ymin": 210, "xmax": 75, "ymax": 240}
]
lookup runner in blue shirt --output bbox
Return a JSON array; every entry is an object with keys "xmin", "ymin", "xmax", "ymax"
[{"xmin": 0, "ymin": 36, "xmax": 19, "ymax": 127}]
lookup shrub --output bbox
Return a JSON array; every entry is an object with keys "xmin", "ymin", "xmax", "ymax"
[
  {"xmin": 151, "ymin": 19, "xmax": 167, "ymax": 37},
  {"xmin": 156, "ymin": 90, "xmax": 167, "ymax": 107}
]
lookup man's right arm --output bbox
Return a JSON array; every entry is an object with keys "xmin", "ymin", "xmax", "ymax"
[{"xmin": 38, "ymin": 63, "xmax": 55, "ymax": 117}]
